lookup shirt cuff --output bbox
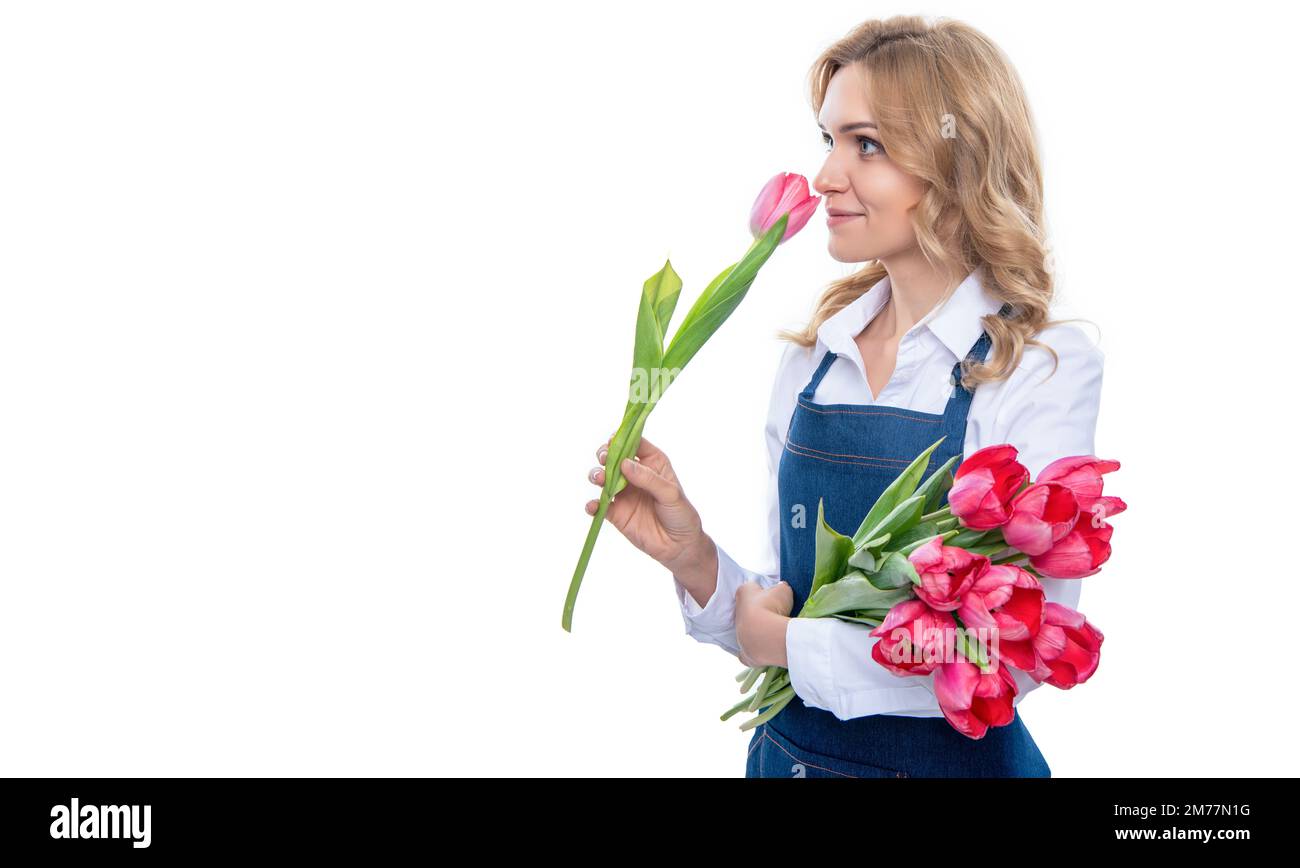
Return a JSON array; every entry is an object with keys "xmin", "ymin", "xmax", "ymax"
[
  {"xmin": 785, "ymin": 616, "xmax": 947, "ymax": 720},
  {"xmin": 672, "ymin": 542, "xmax": 763, "ymax": 654},
  {"xmin": 674, "ymin": 542, "xmax": 743, "ymax": 628},
  {"xmin": 784, "ymin": 617, "xmax": 835, "ymax": 711}
]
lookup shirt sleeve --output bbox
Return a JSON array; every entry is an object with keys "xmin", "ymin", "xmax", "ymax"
[
  {"xmin": 994, "ymin": 324, "xmax": 1105, "ymax": 480},
  {"xmin": 986, "ymin": 323, "xmax": 1104, "ymax": 707}
]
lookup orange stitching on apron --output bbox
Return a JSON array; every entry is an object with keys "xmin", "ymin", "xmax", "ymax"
[
  {"xmin": 784, "ymin": 442, "xmax": 923, "ymax": 470},
  {"xmin": 784, "ymin": 439, "xmax": 914, "ymax": 464},
  {"xmin": 762, "ymin": 730, "xmax": 861, "ymax": 778},
  {"xmin": 747, "ymin": 730, "xmax": 764, "ymax": 758},
  {"xmin": 796, "ymin": 398, "xmax": 944, "ymax": 423}
]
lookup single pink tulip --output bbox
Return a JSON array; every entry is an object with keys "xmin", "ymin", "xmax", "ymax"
[
  {"xmin": 956, "ymin": 564, "xmax": 1044, "ymax": 643},
  {"xmin": 908, "ymin": 536, "xmax": 989, "ymax": 612},
  {"xmin": 997, "ymin": 634, "xmax": 1054, "ymax": 682},
  {"xmin": 948, "ymin": 444, "xmax": 1030, "ymax": 529},
  {"xmin": 1037, "ymin": 455, "xmax": 1126, "ymax": 520},
  {"xmin": 869, "ymin": 599, "xmax": 957, "ymax": 677},
  {"xmin": 1029, "ymin": 513, "xmax": 1114, "ymax": 578},
  {"xmin": 933, "ymin": 656, "xmax": 1019, "ymax": 739},
  {"xmin": 1031, "ymin": 602, "xmax": 1103, "ymax": 688},
  {"xmin": 1003, "ymin": 482, "xmax": 1080, "ymax": 556},
  {"xmin": 749, "ymin": 172, "xmax": 821, "ymax": 244}
]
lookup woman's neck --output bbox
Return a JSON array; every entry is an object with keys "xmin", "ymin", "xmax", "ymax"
[{"xmin": 875, "ymin": 253, "xmax": 963, "ymax": 341}]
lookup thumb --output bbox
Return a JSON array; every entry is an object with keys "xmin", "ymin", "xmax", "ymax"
[{"xmin": 620, "ymin": 457, "xmax": 679, "ymax": 506}]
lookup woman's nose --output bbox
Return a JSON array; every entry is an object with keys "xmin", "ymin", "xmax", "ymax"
[{"xmin": 813, "ymin": 163, "xmax": 846, "ymax": 196}]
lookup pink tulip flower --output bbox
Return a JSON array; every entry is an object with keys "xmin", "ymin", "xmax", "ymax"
[
  {"xmin": 996, "ymin": 634, "xmax": 1054, "ymax": 683},
  {"xmin": 1029, "ymin": 513, "xmax": 1114, "ymax": 578},
  {"xmin": 933, "ymin": 657, "xmax": 1019, "ymax": 739},
  {"xmin": 957, "ymin": 564, "xmax": 1045, "ymax": 643},
  {"xmin": 948, "ymin": 444, "xmax": 1030, "ymax": 529},
  {"xmin": 1003, "ymin": 482, "xmax": 1080, "ymax": 556},
  {"xmin": 748, "ymin": 173, "xmax": 821, "ymax": 244},
  {"xmin": 869, "ymin": 599, "xmax": 957, "ymax": 677},
  {"xmin": 1031, "ymin": 602, "xmax": 1103, "ymax": 688},
  {"xmin": 908, "ymin": 536, "xmax": 989, "ymax": 612},
  {"xmin": 1037, "ymin": 455, "xmax": 1127, "ymax": 521}
]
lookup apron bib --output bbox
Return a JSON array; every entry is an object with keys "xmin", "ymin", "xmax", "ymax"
[{"xmin": 746, "ymin": 321, "xmax": 1052, "ymax": 778}]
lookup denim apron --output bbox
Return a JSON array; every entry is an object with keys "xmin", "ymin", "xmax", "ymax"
[{"xmin": 745, "ymin": 322, "xmax": 1052, "ymax": 778}]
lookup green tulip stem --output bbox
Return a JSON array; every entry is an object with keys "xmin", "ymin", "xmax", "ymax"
[
  {"xmin": 739, "ymin": 687, "xmax": 795, "ymax": 732},
  {"xmin": 561, "ymin": 400, "xmax": 654, "ymax": 632},
  {"xmin": 748, "ymin": 669, "xmax": 790, "ymax": 714},
  {"xmin": 721, "ymin": 693, "xmax": 757, "ymax": 722},
  {"xmin": 758, "ymin": 669, "xmax": 789, "ymax": 694},
  {"xmin": 561, "ymin": 493, "xmax": 611, "ymax": 633},
  {"xmin": 746, "ymin": 666, "xmax": 778, "ymax": 712},
  {"xmin": 920, "ymin": 505, "xmax": 952, "ymax": 523},
  {"xmin": 954, "ymin": 625, "xmax": 990, "ymax": 669}
]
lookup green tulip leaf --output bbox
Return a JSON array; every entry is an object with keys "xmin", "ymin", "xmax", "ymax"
[
  {"xmin": 662, "ymin": 214, "xmax": 788, "ymax": 372},
  {"xmin": 916, "ymin": 454, "xmax": 959, "ymax": 513},
  {"xmin": 852, "ymin": 493, "xmax": 925, "ymax": 550},
  {"xmin": 801, "ymin": 572, "xmax": 915, "ymax": 619},
  {"xmin": 891, "ymin": 521, "xmax": 939, "ymax": 551},
  {"xmin": 830, "ymin": 612, "xmax": 884, "ymax": 627},
  {"xmin": 947, "ymin": 528, "xmax": 994, "ymax": 548},
  {"xmin": 807, "ymin": 497, "xmax": 853, "ymax": 604},
  {"xmin": 850, "ymin": 437, "xmax": 946, "ymax": 546},
  {"xmin": 847, "ymin": 547, "xmax": 876, "ymax": 572},
  {"xmin": 967, "ymin": 543, "xmax": 1013, "ymax": 558},
  {"xmin": 647, "ymin": 259, "xmax": 682, "ymax": 340},
  {"xmin": 867, "ymin": 550, "xmax": 920, "ymax": 590},
  {"xmin": 900, "ymin": 532, "xmax": 943, "ymax": 556}
]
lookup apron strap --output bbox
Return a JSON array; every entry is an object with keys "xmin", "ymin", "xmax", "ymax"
[
  {"xmin": 949, "ymin": 332, "xmax": 992, "ymax": 396},
  {"xmin": 939, "ymin": 305, "xmax": 1009, "ymax": 444},
  {"xmin": 799, "ymin": 348, "xmax": 839, "ymax": 400},
  {"xmin": 948, "ymin": 302, "xmax": 1011, "ymax": 397}
]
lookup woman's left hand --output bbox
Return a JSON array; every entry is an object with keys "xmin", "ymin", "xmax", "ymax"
[{"xmin": 735, "ymin": 581, "xmax": 794, "ymax": 668}]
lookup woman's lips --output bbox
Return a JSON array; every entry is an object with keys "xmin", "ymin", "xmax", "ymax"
[{"xmin": 827, "ymin": 213, "xmax": 864, "ymax": 226}]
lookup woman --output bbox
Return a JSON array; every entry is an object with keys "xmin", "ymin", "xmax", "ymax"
[{"xmin": 583, "ymin": 16, "xmax": 1104, "ymax": 778}]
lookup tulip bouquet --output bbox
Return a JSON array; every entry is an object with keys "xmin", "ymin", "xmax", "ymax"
[
  {"xmin": 562, "ymin": 173, "xmax": 821, "ymax": 632},
  {"xmin": 725, "ymin": 436, "xmax": 1124, "ymax": 739}
]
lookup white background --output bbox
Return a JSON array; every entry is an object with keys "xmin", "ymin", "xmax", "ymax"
[{"xmin": 1, "ymin": 1, "xmax": 1296, "ymax": 777}]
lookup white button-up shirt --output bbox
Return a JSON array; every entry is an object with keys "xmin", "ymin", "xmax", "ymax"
[{"xmin": 672, "ymin": 267, "xmax": 1105, "ymax": 720}]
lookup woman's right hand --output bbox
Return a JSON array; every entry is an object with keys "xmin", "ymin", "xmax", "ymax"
[{"xmin": 585, "ymin": 435, "xmax": 711, "ymax": 573}]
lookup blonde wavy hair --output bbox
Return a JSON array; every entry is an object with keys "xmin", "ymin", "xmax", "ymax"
[{"xmin": 778, "ymin": 15, "xmax": 1077, "ymax": 388}]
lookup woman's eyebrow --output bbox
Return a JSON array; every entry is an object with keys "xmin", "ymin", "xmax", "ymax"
[{"xmin": 818, "ymin": 120, "xmax": 878, "ymax": 133}]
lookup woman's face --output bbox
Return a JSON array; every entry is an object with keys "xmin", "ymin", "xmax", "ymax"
[{"xmin": 813, "ymin": 64, "xmax": 928, "ymax": 264}]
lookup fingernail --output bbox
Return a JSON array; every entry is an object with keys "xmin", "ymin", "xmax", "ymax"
[
  {"xmin": 598, "ymin": 449, "xmax": 607, "ymax": 462},
  {"xmin": 622, "ymin": 458, "xmax": 635, "ymax": 473}
]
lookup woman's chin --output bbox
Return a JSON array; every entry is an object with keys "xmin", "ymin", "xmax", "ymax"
[{"xmin": 827, "ymin": 237, "xmax": 876, "ymax": 264}]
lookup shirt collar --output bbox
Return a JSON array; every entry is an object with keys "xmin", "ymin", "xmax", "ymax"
[{"xmin": 816, "ymin": 266, "xmax": 1004, "ymax": 361}]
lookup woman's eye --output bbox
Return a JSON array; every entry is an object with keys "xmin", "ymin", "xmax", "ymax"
[{"xmin": 821, "ymin": 133, "xmax": 883, "ymax": 157}]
